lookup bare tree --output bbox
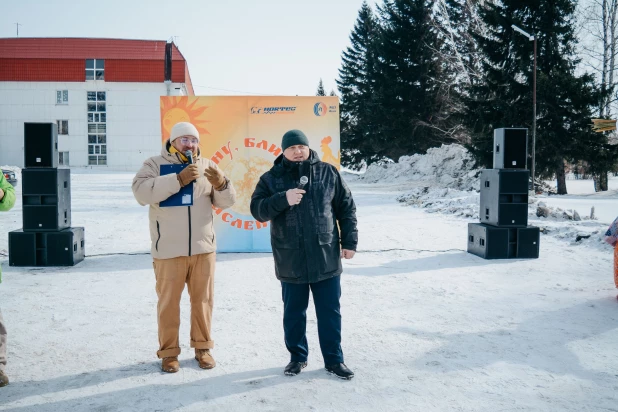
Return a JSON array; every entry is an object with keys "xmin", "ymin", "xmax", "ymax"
[
  {"xmin": 579, "ymin": 0, "xmax": 618, "ymax": 117},
  {"xmin": 578, "ymin": 0, "xmax": 618, "ymax": 191}
]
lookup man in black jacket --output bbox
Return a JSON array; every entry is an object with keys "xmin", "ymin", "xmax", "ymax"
[{"xmin": 250, "ymin": 129, "xmax": 358, "ymax": 380}]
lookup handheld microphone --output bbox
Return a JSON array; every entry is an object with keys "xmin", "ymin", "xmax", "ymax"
[
  {"xmin": 185, "ymin": 150, "xmax": 194, "ymax": 164},
  {"xmin": 290, "ymin": 176, "xmax": 308, "ymax": 210},
  {"xmin": 297, "ymin": 176, "xmax": 308, "ymax": 190},
  {"xmin": 184, "ymin": 150, "xmax": 196, "ymax": 185}
]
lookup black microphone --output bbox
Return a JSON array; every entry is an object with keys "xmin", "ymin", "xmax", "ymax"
[
  {"xmin": 298, "ymin": 176, "xmax": 308, "ymax": 190},
  {"xmin": 185, "ymin": 150, "xmax": 194, "ymax": 164},
  {"xmin": 184, "ymin": 150, "xmax": 196, "ymax": 185},
  {"xmin": 290, "ymin": 176, "xmax": 308, "ymax": 210}
]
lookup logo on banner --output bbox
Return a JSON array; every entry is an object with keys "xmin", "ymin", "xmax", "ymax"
[
  {"xmin": 314, "ymin": 102, "xmax": 328, "ymax": 117},
  {"xmin": 250, "ymin": 106, "xmax": 296, "ymax": 115}
]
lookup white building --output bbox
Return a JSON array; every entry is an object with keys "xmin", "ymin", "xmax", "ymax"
[{"xmin": 0, "ymin": 38, "xmax": 194, "ymax": 170}]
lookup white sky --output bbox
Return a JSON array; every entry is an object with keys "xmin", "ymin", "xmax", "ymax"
[{"xmin": 0, "ymin": 0, "xmax": 376, "ymax": 96}]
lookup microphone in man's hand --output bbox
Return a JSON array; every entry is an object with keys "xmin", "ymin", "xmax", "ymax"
[
  {"xmin": 290, "ymin": 176, "xmax": 309, "ymax": 210},
  {"xmin": 185, "ymin": 150, "xmax": 194, "ymax": 164},
  {"xmin": 184, "ymin": 150, "xmax": 196, "ymax": 185}
]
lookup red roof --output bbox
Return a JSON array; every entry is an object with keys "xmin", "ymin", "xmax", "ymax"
[{"xmin": 0, "ymin": 38, "xmax": 185, "ymax": 61}]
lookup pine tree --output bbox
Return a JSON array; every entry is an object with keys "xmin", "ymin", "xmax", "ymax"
[
  {"xmin": 329, "ymin": 89, "xmax": 337, "ymax": 96},
  {"xmin": 465, "ymin": 0, "xmax": 600, "ymax": 194},
  {"xmin": 336, "ymin": 1, "xmax": 380, "ymax": 167},
  {"xmin": 374, "ymin": 0, "xmax": 453, "ymax": 160},
  {"xmin": 316, "ymin": 79, "xmax": 326, "ymax": 96}
]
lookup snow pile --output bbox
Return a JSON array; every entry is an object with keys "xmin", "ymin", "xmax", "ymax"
[
  {"xmin": 353, "ymin": 144, "xmax": 617, "ymax": 248},
  {"xmin": 396, "ymin": 187, "xmax": 480, "ymax": 219},
  {"xmin": 361, "ymin": 144, "xmax": 480, "ymax": 191}
]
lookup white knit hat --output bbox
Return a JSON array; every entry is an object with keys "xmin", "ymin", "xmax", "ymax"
[{"xmin": 169, "ymin": 122, "xmax": 200, "ymax": 142}]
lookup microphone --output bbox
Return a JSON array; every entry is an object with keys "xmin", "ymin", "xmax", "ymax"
[
  {"xmin": 290, "ymin": 176, "xmax": 308, "ymax": 210},
  {"xmin": 185, "ymin": 150, "xmax": 194, "ymax": 164},
  {"xmin": 184, "ymin": 150, "xmax": 196, "ymax": 185}
]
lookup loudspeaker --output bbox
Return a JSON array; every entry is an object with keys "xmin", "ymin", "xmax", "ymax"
[
  {"xmin": 22, "ymin": 168, "xmax": 71, "ymax": 196},
  {"xmin": 480, "ymin": 169, "xmax": 529, "ymax": 227},
  {"xmin": 493, "ymin": 128, "xmax": 528, "ymax": 169},
  {"xmin": 46, "ymin": 227, "xmax": 85, "ymax": 266},
  {"xmin": 467, "ymin": 223, "xmax": 509, "ymax": 259},
  {"xmin": 8, "ymin": 230, "xmax": 37, "ymax": 266},
  {"xmin": 467, "ymin": 223, "xmax": 540, "ymax": 259},
  {"xmin": 8, "ymin": 227, "xmax": 85, "ymax": 266},
  {"xmin": 517, "ymin": 226, "xmax": 540, "ymax": 258},
  {"xmin": 24, "ymin": 123, "xmax": 58, "ymax": 168},
  {"xmin": 22, "ymin": 168, "xmax": 71, "ymax": 231}
]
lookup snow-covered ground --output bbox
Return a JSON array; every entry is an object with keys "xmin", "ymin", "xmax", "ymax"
[{"xmin": 0, "ymin": 153, "xmax": 617, "ymax": 411}]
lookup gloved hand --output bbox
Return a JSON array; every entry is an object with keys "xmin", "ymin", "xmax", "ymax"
[
  {"xmin": 204, "ymin": 165, "xmax": 227, "ymax": 190},
  {"xmin": 177, "ymin": 164, "xmax": 200, "ymax": 187}
]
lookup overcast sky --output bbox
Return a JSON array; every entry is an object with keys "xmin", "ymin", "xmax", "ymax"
[{"xmin": 1, "ymin": 0, "xmax": 376, "ymax": 96}]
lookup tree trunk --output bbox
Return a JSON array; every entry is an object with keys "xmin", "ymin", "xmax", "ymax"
[
  {"xmin": 556, "ymin": 160, "xmax": 568, "ymax": 195},
  {"xmin": 600, "ymin": 171, "xmax": 609, "ymax": 191}
]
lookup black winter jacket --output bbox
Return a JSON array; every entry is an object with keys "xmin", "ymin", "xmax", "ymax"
[{"xmin": 250, "ymin": 150, "xmax": 358, "ymax": 284}]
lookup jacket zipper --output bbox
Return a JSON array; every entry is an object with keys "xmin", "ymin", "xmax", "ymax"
[
  {"xmin": 156, "ymin": 221, "xmax": 161, "ymax": 251},
  {"xmin": 188, "ymin": 206, "xmax": 192, "ymax": 256}
]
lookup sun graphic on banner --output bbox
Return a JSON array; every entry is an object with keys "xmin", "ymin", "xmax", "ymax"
[
  {"xmin": 223, "ymin": 156, "xmax": 274, "ymax": 216},
  {"xmin": 160, "ymin": 96, "xmax": 211, "ymax": 141}
]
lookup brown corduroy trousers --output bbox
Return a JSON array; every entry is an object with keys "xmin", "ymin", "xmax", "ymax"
[{"xmin": 153, "ymin": 252, "xmax": 216, "ymax": 359}]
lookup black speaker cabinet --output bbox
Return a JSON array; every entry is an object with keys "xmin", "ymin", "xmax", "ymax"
[
  {"xmin": 467, "ymin": 223, "xmax": 539, "ymax": 259},
  {"xmin": 516, "ymin": 226, "xmax": 540, "ymax": 259},
  {"xmin": 24, "ymin": 123, "xmax": 58, "ymax": 168},
  {"xmin": 22, "ymin": 168, "xmax": 71, "ymax": 231},
  {"xmin": 480, "ymin": 169, "xmax": 529, "ymax": 227},
  {"xmin": 493, "ymin": 128, "xmax": 528, "ymax": 169},
  {"xmin": 46, "ymin": 227, "xmax": 85, "ymax": 266},
  {"xmin": 9, "ymin": 227, "xmax": 84, "ymax": 266},
  {"xmin": 8, "ymin": 230, "xmax": 37, "ymax": 266}
]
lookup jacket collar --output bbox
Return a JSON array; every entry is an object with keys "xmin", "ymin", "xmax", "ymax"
[
  {"xmin": 161, "ymin": 139, "xmax": 202, "ymax": 164},
  {"xmin": 270, "ymin": 149, "xmax": 320, "ymax": 177}
]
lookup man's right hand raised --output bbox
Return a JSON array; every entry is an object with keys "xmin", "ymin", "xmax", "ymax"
[{"xmin": 177, "ymin": 164, "xmax": 200, "ymax": 187}]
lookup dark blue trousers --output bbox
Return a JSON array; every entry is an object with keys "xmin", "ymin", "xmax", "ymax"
[{"xmin": 281, "ymin": 275, "xmax": 343, "ymax": 365}]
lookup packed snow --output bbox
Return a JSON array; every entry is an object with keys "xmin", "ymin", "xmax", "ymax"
[{"xmin": 0, "ymin": 145, "xmax": 617, "ymax": 411}]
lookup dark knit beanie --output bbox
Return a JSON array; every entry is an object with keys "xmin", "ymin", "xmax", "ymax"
[{"xmin": 281, "ymin": 129, "xmax": 310, "ymax": 151}]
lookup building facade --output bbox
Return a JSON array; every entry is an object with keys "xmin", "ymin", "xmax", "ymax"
[{"xmin": 0, "ymin": 38, "xmax": 194, "ymax": 170}]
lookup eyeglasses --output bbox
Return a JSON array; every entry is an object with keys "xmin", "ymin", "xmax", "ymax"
[{"xmin": 180, "ymin": 137, "xmax": 199, "ymax": 145}]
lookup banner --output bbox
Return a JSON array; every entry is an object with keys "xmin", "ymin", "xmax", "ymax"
[{"xmin": 160, "ymin": 96, "xmax": 340, "ymax": 252}]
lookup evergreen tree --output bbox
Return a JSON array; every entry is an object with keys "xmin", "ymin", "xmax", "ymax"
[
  {"xmin": 465, "ymin": 0, "xmax": 600, "ymax": 194},
  {"xmin": 337, "ymin": 1, "xmax": 381, "ymax": 167},
  {"xmin": 316, "ymin": 79, "xmax": 326, "ymax": 96},
  {"xmin": 374, "ymin": 0, "xmax": 453, "ymax": 161},
  {"xmin": 329, "ymin": 89, "xmax": 337, "ymax": 96}
]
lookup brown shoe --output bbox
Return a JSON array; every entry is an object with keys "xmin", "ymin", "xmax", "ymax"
[
  {"xmin": 161, "ymin": 357, "xmax": 180, "ymax": 373},
  {"xmin": 195, "ymin": 349, "xmax": 216, "ymax": 369},
  {"xmin": 0, "ymin": 370, "xmax": 8, "ymax": 387}
]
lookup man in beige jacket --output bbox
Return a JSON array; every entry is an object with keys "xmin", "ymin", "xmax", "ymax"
[{"xmin": 132, "ymin": 122, "xmax": 236, "ymax": 373}]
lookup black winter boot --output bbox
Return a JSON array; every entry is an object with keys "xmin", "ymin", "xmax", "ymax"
[
  {"xmin": 284, "ymin": 361, "xmax": 307, "ymax": 376},
  {"xmin": 325, "ymin": 363, "xmax": 354, "ymax": 380}
]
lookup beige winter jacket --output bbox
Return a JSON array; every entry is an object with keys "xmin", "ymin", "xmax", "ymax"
[{"xmin": 132, "ymin": 141, "xmax": 236, "ymax": 259}]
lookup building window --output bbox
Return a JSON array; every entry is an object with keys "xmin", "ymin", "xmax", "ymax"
[
  {"xmin": 59, "ymin": 152, "xmax": 70, "ymax": 166},
  {"xmin": 57, "ymin": 120, "xmax": 69, "ymax": 135},
  {"xmin": 87, "ymin": 91, "xmax": 107, "ymax": 165},
  {"xmin": 56, "ymin": 90, "xmax": 68, "ymax": 104},
  {"xmin": 86, "ymin": 59, "xmax": 105, "ymax": 80}
]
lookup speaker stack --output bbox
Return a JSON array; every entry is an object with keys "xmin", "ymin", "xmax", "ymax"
[
  {"xmin": 467, "ymin": 128, "xmax": 540, "ymax": 259},
  {"xmin": 8, "ymin": 123, "xmax": 85, "ymax": 266}
]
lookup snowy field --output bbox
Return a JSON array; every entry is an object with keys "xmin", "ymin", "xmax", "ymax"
[{"xmin": 0, "ymin": 163, "xmax": 617, "ymax": 411}]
